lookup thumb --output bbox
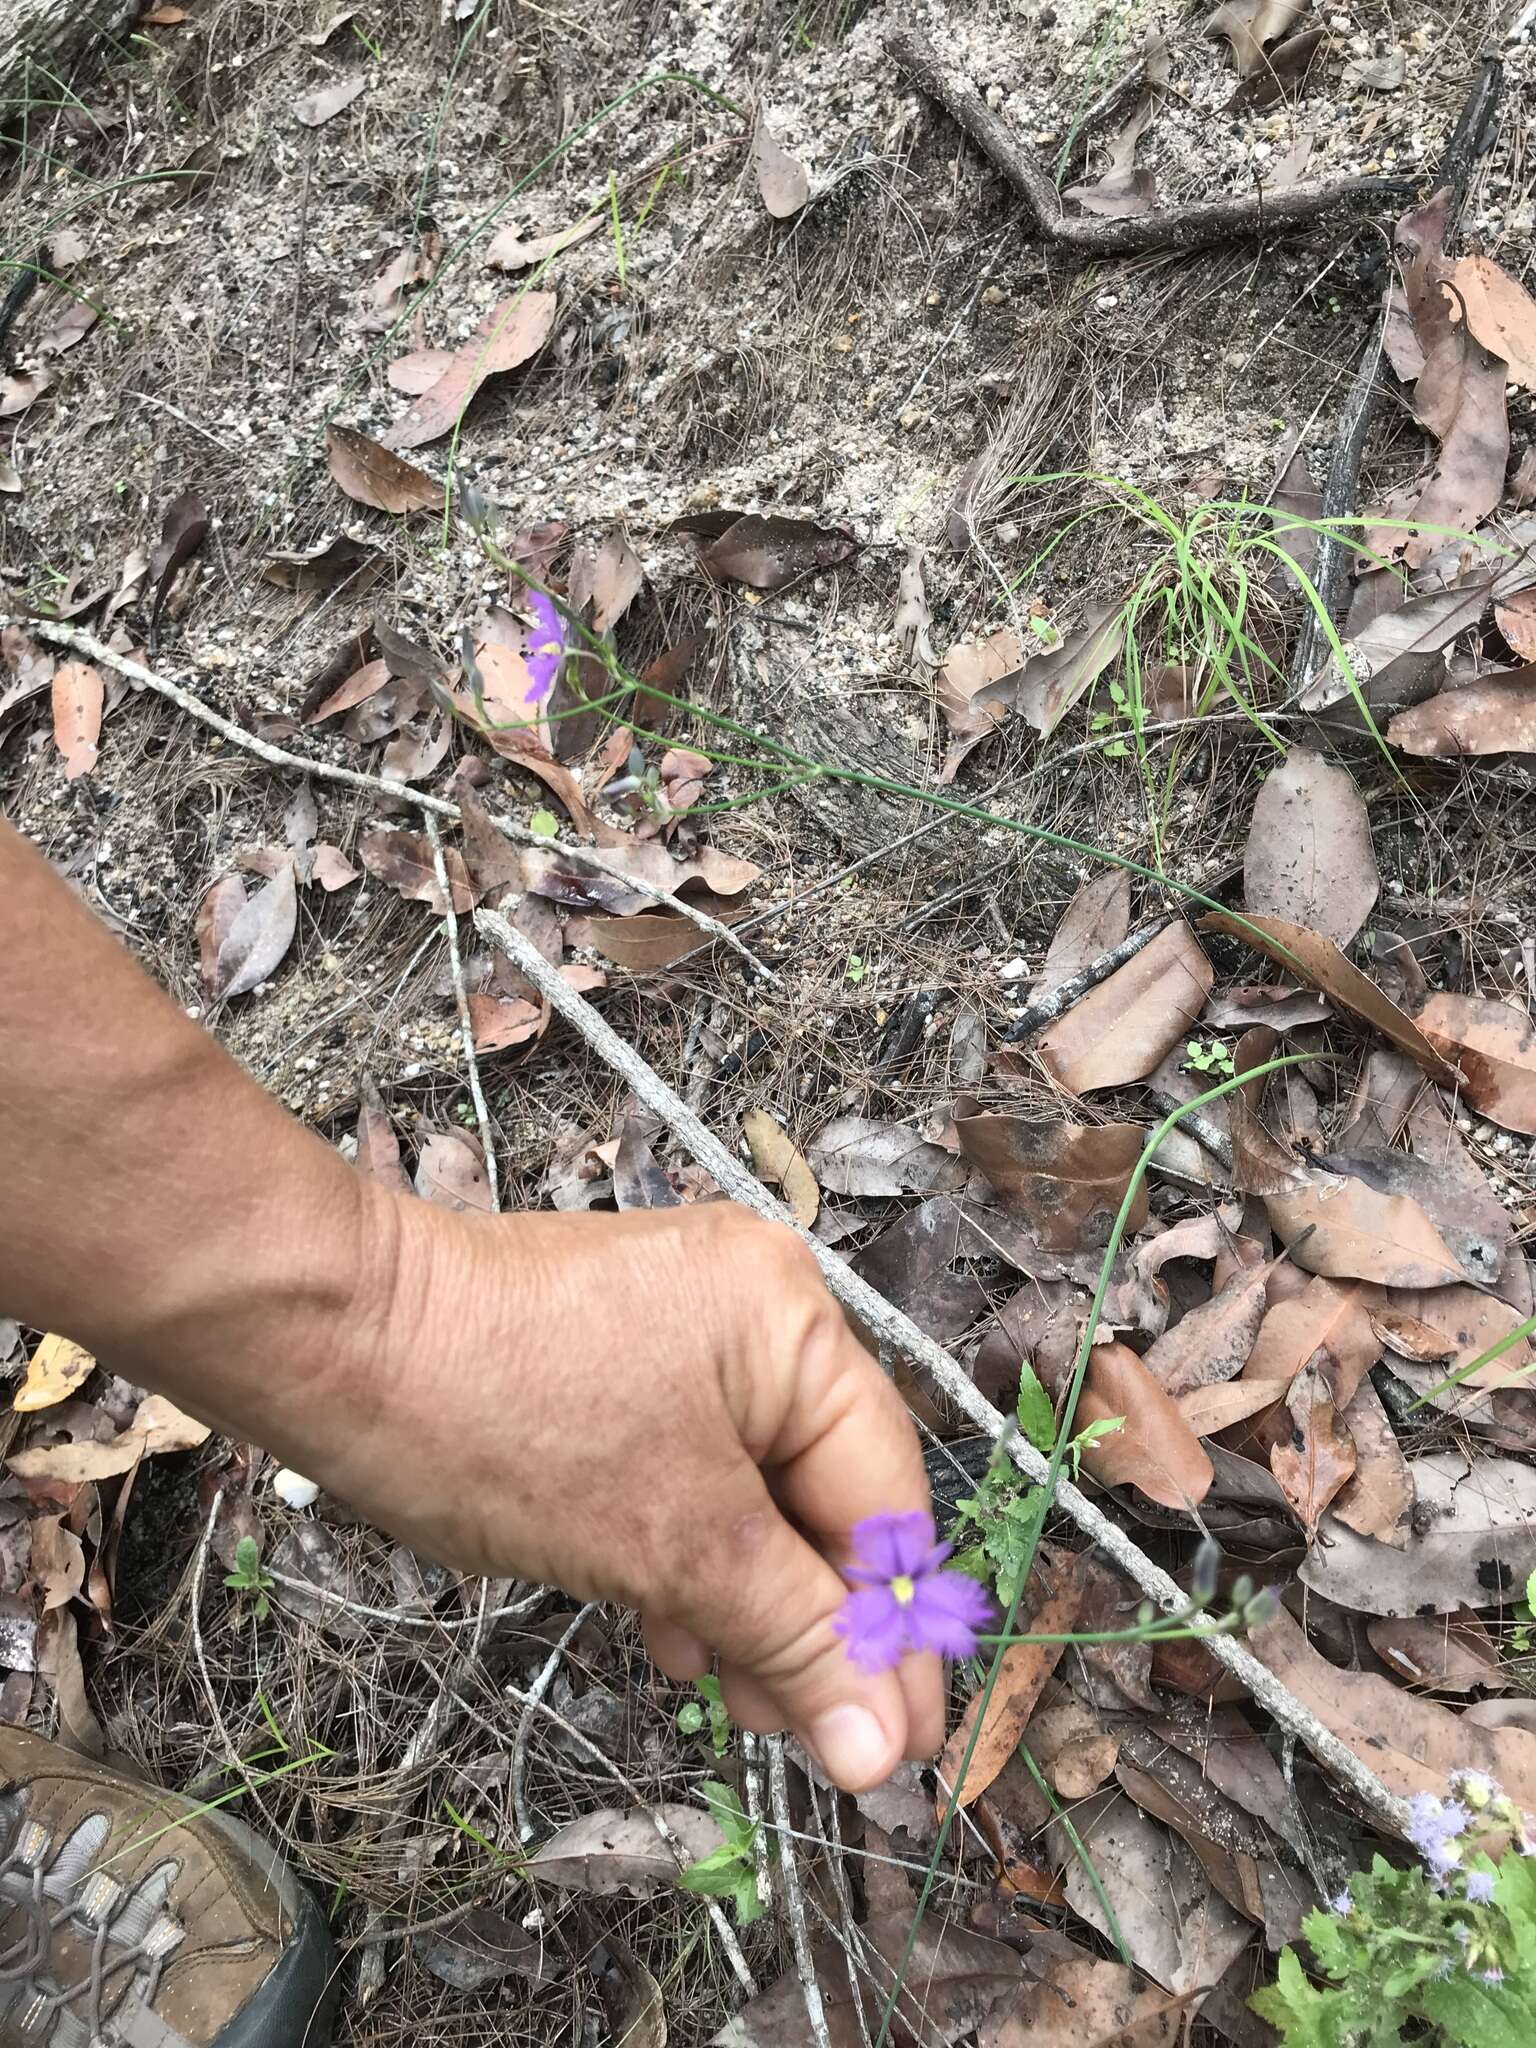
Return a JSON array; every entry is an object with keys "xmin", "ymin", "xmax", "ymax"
[{"xmin": 667, "ymin": 1468, "xmax": 910, "ymax": 1792}]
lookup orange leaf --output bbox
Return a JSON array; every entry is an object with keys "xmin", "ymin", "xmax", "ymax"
[
  {"xmin": 936, "ymin": 1558, "xmax": 1088, "ymax": 1809},
  {"xmin": 51, "ymin": 661, "xmax": 103, "ymax": 779}
]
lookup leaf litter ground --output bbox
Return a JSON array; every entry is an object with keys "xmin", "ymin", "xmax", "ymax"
[{"xmin": 4, "ymin": 0, "xmax": 1536, "ymax": 2042}]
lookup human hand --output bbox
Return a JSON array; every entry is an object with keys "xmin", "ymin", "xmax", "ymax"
[{"xmin": 315, "ymin": 1193, "xmax": 945, "ymax": 1791}]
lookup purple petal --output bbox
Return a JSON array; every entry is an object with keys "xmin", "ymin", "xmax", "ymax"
[
  {"xmin": 904, "ymin": 1569, "xmax": 993, "ymax": 1659},
  {"xmin": 848, "ymin": 1511, "xmax": 939, "ymax": 1583},
  {"xmin": 834, "ymin": 1587, "xmax": 909, "ymax": 1673},
  {"xmin": 521, "ymin": 591, "xmax": 566, "ymax": 706}
]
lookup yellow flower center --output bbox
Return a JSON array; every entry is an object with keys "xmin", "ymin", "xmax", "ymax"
[{"xmin": 890, "ymin": 1574, "xmax": 916, "ymax": 1606}]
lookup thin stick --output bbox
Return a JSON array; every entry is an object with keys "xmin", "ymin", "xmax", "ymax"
[
  {"xmin": 263, "ymin": 1566, "xmax": 542, "ymax": 1633},
  {"xmin": 889, "ymin": 28, "xmax": 1414, "ymax": 257},
  {"xmin": 1000, "ymin": 916, "xmax": 1173, "ymax": 1042},
  {"xmin": 2, "ymin": 616, "xmax": 775, "ymax": 979},
  {"xmin": 740, "ymin": 1731, "xmax": 773, "ymax": 1913},
  {"xmin": 423, "ymin": 811, "xmax": 500, "ymax": 1210},
  {"xmin": 510, "ymin": 1599, "xmax": 600, "ymax": 1842},
  {"xmin": 474, "ymin": 907, "xmax": 1411, "ymax": 1837},
  {"xmin": 768, "ymin": 1733, "xmax": 833, "ymax": 2048}
]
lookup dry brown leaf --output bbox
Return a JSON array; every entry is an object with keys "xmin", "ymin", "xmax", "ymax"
[
  {"xmin": 1174, "ymin": 1378, "xmax": 1281, "ymax": 1436},
  {"xmin": 952, "ymin": 1112, "xmax": 1147, "ymax": 1252},
  {"xmin": 1253, "ymin": 1604, "xmax": 1536, "ymax": 1808},
  {"xmin": 468, "ymin": 993, "xmax": 545, "ymax": 1052},
  {"xmin": 863, "ymin": 1914, "xmax": 1021, "ymax": 2047},
  {"xmin": 294, "ymin": 73, "xmax": 366, "ymax": 126},
  {"xmin": 305, "ymin": 656, "xmax": 391, "ymax": 725},
  {"xmin": 938, "ymin": 1558, "xmax": 1088, "ymax": 1807},
  {"xmin": 355, "ymin": 1081, "xmax": 408, "ymax": 1193},
  {"xmin": 0, "ymin": 369, "xmax": 53, "ymax": 418},
  {"xmin": 1036, "ymin": 920, "xmax": 1214, "ymax": 1094},
  {"xmin": 1265, "ymin": 1166, "xmax": 1470, "ymax": 1289},
  {"xmin": 751, "ymin": 121, "xmax": 810, "ymax": 218},
  {"xmin": 415, "ymin": 1131, "xmax": 494, "ymax": 1213},
  {"xmin": 195, "ymin": 874, "xmax": 245, "ymax": 1000},
  {"xmin": 1306, "ymin": 578, "xmax": 1503, "ymax": 714},
  {"xmin": 360, "ymin": 235, "xmax": 442, "ymax": 332},
  {"xmin": 261, "ymin": 534, "xmax": 377, "ymax": 591},
  {"xmin": 0, "ymin": 456, "xmax": 19, "ymax": 495},
  {"xmin": 50, "ymin": 662, "xmax": 103, "ymax": 779},
  {"xmin": 699, "ymin": 514, "xmax": 857, "ymax": 592},
  {"xmin": 1367, "ymin": 1612, "xmax": 1511, "ymax": 1695},
  {"xmin": 1054, "ymin": 1794, "xmax": 1250, "ymax": 1998},
  {"xmin": 1224, "ymin": 1025, "xmax": 1305, "ymax": 1196},
  {"xmin": 1496, "ymin": 593, "xmax": 1536, "ymax": 661},
  {"xmin": 1333, "ymin": 1376, "xmax": 1413, "ymax": 1545},
  {"xmin": 310, "ymin": 844, "xmax": 359, "ymax": 891},
  {"xmin": 569, "ymin": 526, "xmax": 644, "ymax": 635},
  {"xmin": 1270, "ymin": 1352, "xmax": 1357, "ymax": 1538},
  {"xmin": 805, "ymin": 1117, "xmax": 966, "ymax": 1199},
  {"xmin": 530, "ymin": 1805, "xmax": 724, "ymax": 1896},
  {"xmin": 1229, "ymin": 25, "xmax": 1326, "ymax": 108},
  {"xmin": 359, "ymin": 828, "xmax": 475, "ymax": 913},
  {"xmin": 1014, "ymin": 607, "xmax": 1125, "ymax": 735},
  {"xmin": 1382, "ymin": 1284, "xmax": 1533, "ymax": 1388},
  {"xmin": 1041, "ymin": 1341, "xmax": 1214, "ymax": 1511},
  {"xmin": 566, "ymin": 910, "xmax": 726, "ymax": 972},
  {"xmin": 325, "ymin": 426, "xmax": 444, "ymax": 516},
  {"xmin": 486, "ymin": 217, "xmax": 601, "ymax": 269},
  {"xmin": 1063, "ymin": 97, "xmax": 1157, "ymax": 218},
  {"xmin": 1206, "ymin": 0, "xmax": 1307, "ymax": 75},
  {"xmin": 1242, "ymin": 748, "xmax": 1378, "ymax": 947},
  {"xmin": 1415, "ymin": 991, "xmax": 1536, "ymax": 1135},
  {"xmin": 387, "ymin": 348, "xmax": 455, "ymax": 394},
  {"xmin": 1445, "ymin": 253, "xmax": 1536, "ymax": 388},
  {"xmin": 14, "ymin": 1336, "xmax": 95, "ymax": 1414},
  {"xmin": 382, "ymin": 292, "xmax": 558, "ymax": 450},
  {"xmin": 1201, "ymin": 912, "xmax": 1458, "ymax": 1082},
  {"xmin": 213, "ymin": 861, "xmax": 297, "ymax": 1002},
  {"xmin": 1023, "ymin": 1690, "xmax": 1120, "ymax": 1798},
  {"xmin": 934, "ymin": 629, "xmax": 1021, "ymax": 782},
  {"xmin": 455, "ymin": 702, "xmax": 597, "ymax": 836},
  {"xmin": 1035, "ymin": 871, "xmax": 1131, "ymax": 1008},
  {"xmin": 742, "ymin": 1110, "xmax": 819, "ymax": 1227},
  {"xmin": 1301, "ymin": 1450, "xmax": 1536, "ymax": 1616},
  {"xmin": 1242, "ymin": 1276, "xmax": 1378, "ymax": 1397},
  {"xmin": 1141, "ymin": 1261, "xmax": 1273, "ymax": 1396}
]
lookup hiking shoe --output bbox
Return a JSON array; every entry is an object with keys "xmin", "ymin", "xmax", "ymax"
[{"xmin": 0, "ymin": 1727, "xmax": 336, "ymax": 2047}]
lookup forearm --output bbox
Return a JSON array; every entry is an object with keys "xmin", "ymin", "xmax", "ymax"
[{"xmin": 0, "ymin": 817, "xmax": 384, "ymax": 1447}]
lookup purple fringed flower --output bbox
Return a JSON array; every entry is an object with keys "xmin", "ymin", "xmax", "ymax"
[
  {"xmin": 834, "ymin": 1511, "xmax": 993, "ymax": 1673},
  {"xmin": 1465, "ymin": 1870, "xmax": 1497, "ymax": 1905},
  {"xmin": 1329, "ymin": 1891, "xmax": 1352, "ymax": 1916},
  {"xmin": 1478, "ymin": 1968, "xmax": 1505, "ymax": 1986},
  {"xmin": 1406, "ymin": 1792, "xmax": 1470, "ymax": 1879},
  {"xmin": 520, "ymin": 590, "xmax": 565, "ymax": 707}
]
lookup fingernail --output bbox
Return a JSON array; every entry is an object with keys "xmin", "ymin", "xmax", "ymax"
[{"xmin": 809, "ymin": 1704, "xmax": 891, "ymax": 1788}]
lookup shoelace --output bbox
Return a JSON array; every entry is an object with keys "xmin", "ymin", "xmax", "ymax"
[{"xmin": 0, "ymin": 1816, "xmax": 184, "ymax": 2038}]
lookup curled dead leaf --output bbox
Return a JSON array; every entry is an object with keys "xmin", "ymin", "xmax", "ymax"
[
  {"xmin": 325, "ymin": 426, "xmax": 444, "ymax": 517},
  {"xmin": 382, "ymin": 293, "xmax": 558, "ymax": 451},
  {"xmin": 742, "ymin": 1110, "xmax": 819, "ymax": 1227}
]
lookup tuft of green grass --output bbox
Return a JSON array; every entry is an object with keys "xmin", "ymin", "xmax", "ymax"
[{"xmin": 1006, "ymin": 472, "xmax": 1480, "ymax": 862}]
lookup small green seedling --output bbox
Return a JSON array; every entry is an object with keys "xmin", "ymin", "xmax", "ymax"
[
  {"xmin": 844, "ymin": 953, "xmax": 867, "ymax": 984},
  {"xmin": 528, "ymin": 808, "xmax": 560, "ymax": 840},
  {"xmin": 1027, "ymin": 614, "xmax": 1060, "ymax": 648},
  {"xmin": 678, "ymin": 1781, "xmax": 763, "ymax": 1925},
  {"xmin": 1066, "ymin": 1415, "xmax": 1125, "ymax": 1482},
  {"xmin": 1184, "ymin": 1038, "xmax": 1235, "ymax": 1078},
  {"xmin": 1089, "ymin": 675, "xmax": 1145, "ymax": 761},
  {"xmin": 223, "ymin": 1536, "xmax": 274, "ymax": 1622},
  {"xmin": 951, "ymin": 1468, "xmax": 1045, "ymax": 1611},
  {"xmin": 1015, "ymin": 1361, "xmax": 1056, "ymax": 1457},
  {"xmin": 676, "ymin": 1673, "xmax": 732, "ymax": 1755}
]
